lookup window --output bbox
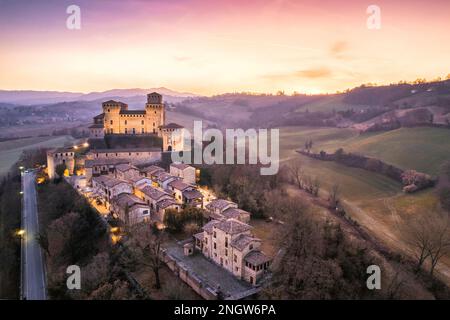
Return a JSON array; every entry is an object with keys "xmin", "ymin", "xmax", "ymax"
[
  {"xmin": 143, "ymin": 210, "xmax": 149, "ymax": 215},
  {"xmin": 213, "ymin": 242, "xmax": 216, "ymax": 249},
  {"xmin": 110, "ymin": 120, "xmax": 113, "ymax": 125},
  {"xmin": 125, "ymin": 120, "xmax": 127, "ymax": 125},
  {"xmin": 249, "ymin": 244, "xmax": 253, "ymax": 250},
  {"xmin": 234, "ymin": 254, "xmax": 237, "ymax": 262},
  {"xmin": 225, "ymin": 237, "xmax": 228, "ymax": 248},
  {"xmin": 141, "ymin": 120, "xmax": 144, "ymax": 125},
  {"xmin": 125, "ymin": 128, "xmax": 128, "ymax": 134},
  {"xmin": 235, "ymin": 267, "xmax": 239, "ymax": 272},
  {"xmin": 213, "ymin": 231, "xmax": 216, "ymax": 238},
  {"xmin": 225, "ymin": 249, "xmax": 228, "ymax": 256}
]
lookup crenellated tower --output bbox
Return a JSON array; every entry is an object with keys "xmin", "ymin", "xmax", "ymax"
[{"xmin": 145, "ymin": 92, "xmax": 165, "ymax": 136}]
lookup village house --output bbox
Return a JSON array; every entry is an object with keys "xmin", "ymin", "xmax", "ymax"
[
  {"xmin": 114, "ymin": 163, "xmax": 140, "ymax": 181},
  {"xmin": 205, "ymin": 199, "xmax": 251, "ymax": 222},
  {"xmin": 135, "ymin": 185, "xmax": 180, "ymax": 223},
  {"xmin": 168, "ymin": 179, "xmax": 204, "ymax": 208},
  {"xmin": 140, "ymin": 165, "xmax": 165, "ymax": 179},
  {"xmin": 110, "ymin": 193, "xmax": 150, "ymax": 225},
  {"xmin": 84, "ymin": 158, "xmax": 130, "ymax": 185},
  {"xmin": 153, "ymin": 171, "xmax": 179, "ymax": 190},
  {"xmin": 92, "ymin": 175, "xmax": 133, "ymax": 209},
  {"xmin": 128, "ymin": 176, "xmax": 153, "ymax": 189},
  {"xmin": 194, "ymin": 218, "xmax": 271, "ymax": 285},
  {"xmin": 170, "ymin": 163, "xmax": 196, "ymax": 185}
]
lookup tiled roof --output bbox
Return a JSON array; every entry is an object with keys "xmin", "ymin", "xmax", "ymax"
[
  {"xmin": 112, "ymin": 193, "xmax": 146, "ymax": 208},
  {"xmin": 115, "ymin": 163, "xmax": 138, "ymax": 172},
  {"xmin": 157, "ymin": 198, "xmax": 178, "ymax": 209},
  {"xmin": 214, "ymin": 219, "xmax": 252, "ymax": 235},
  {"xmin": 169, "ymin": 179, "xmax": 191, "ymax": 191},
  {"xmin": 182, "ymin": 189, "xmax": 203, "ymax": 200},
  {"xmin": 140, "ymin": 185, "xmax": 170, "ymax": 201},
  {"xmin": 155, "ymin": 171, "xmax": 177, "ymax": 182},
  {"xmin": 92, "ymin": 175, "xmax": 130, "ymax": 188},
  {"xmin": 85, "ymin": 158, "xmax": 130, "ymax": 168},
  {"xmin": 230, "ymin": 234, "xmax": 260, "ymax": 251},
  {"xmin": 141, "ymin": 165, "xmax": 165, "ymax": 175},
  {"xmin": 93, "ymin": 113, "xmax": 105, "ymax": 119},
  {"xmin": 202, "ymin": 220, "xmax": 220, "ymax": 233},
  {"xmin": 161, "ymin": 123, "xmax": 183, "ymax": 129},
  {"xmin": 206, "ymin": 199, "xmax": 237, "ymax": 211},
  {"xmin": 244, "ymin": 251, "xmax": 271, "ymax": 266},
  {"xmin": 194, "ymin": 232, "xmax": 204, "ymax": 241},
  {"xmin": 170, "ymin": 162, "xmax": 192, "ymax": 170},
  {"xmin": 222, "ymin": 208, "xmax": 250, "ymax": 220}
]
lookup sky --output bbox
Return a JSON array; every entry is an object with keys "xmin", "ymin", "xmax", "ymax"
[{"xmin": 0, "ymin": 0, "xmax": 449, "ymax": 95}]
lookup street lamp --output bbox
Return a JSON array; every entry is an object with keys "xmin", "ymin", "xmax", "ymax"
[
  {"xmin": 19, "ymin": 166, "xmax": 24, "ymax": 171},
  {"xmin": 83, "ymin": 142, "xmax": 89, "ymax": 148},
  {"xmin": 16, "ymin": 229, "xmax": 25, "ymax": 237}
]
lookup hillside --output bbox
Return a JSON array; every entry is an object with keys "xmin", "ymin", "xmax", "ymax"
[
  {"xmin": 280, "ymin": 126, "xmax": 450, "ymax": 176},
  {"xmin": 171, "ymin": 80, "xmax": 450, "ymax": 131}
]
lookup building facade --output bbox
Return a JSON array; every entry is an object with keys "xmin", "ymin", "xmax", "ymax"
[{"xmin": 47, "ymin": 148, "xmax": 75, "ymax": 180}]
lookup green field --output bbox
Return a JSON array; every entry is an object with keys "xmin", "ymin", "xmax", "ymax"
[
  {"xmin": 281, "ymin": 126, "xmax": 450, "ymax": 176},
  {"xmin": 0, "ymin": 135, "xmax": 75, "ymax": 176}
]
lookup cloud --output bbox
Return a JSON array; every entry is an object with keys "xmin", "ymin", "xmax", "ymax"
[
  {"xmin": 330, "ymin": 41, "xmax": 349, "ymax": 59},
  {"xmin": 262, "ymin": 67, "xmax": 332, "ymax": 81},
  {"xmin": 295, "ymin": 67, "xmax": 332, "ymax": 78},
  {"xmin": 173, "ymin": 56, "xmax": 191, "ymax": 62}
]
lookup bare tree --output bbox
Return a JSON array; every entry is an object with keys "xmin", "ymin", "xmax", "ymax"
[
  {"xmin": 123, "ymin": 222, "xmax": 166, "ymax": 289},
  {"xmin": 404, "ymin": 217, "xmax": 432, "ymax": 272},
  {"xmin": 403, "ymin": 214, "xmax": 450, "ymax": 275},
  {"xmin": 427, "ymin": 222, "xmax": 450, "ymax": 277},
  {"xmin": 329, "ymin": 184, "xmax": 340, "ymax": 208},
  {"xmin": 288, "ymin": 162, "xmax": 304, "ymax": 190}
]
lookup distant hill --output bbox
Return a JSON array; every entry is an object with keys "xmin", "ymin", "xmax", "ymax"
[
  {"xmin": 172, "ymin": 80, "xmax": 450, "ymax": 131},
  {"xmin": 0, "ymin": 87, "xmax": 198, "ymax": 105}
]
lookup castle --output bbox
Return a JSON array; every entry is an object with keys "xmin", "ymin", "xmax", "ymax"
[
  {"xmin": 88, "ymin": 92, "xmax": 184, "ymax": 152},
  {"xmin": 48, "ymin": 92, "xmax": 185, "ymax": 181}
]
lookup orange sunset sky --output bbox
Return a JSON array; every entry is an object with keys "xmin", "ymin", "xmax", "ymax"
[{"xmin": 0, "ymin": 0, "xmax": 449, "ymax": 95}]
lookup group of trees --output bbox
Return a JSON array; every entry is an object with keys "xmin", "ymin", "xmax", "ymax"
[
  {"xmin": 403, "ymin": 213, "xmax": 450, "ymax": 277},
  {"xmin": 288, "ymin": 162, "xmax": 321, "ymax": 197},
  {"xmin": 163, "ymin": 207, "xmax": 204, "ymax": 234},
  {"xmin": 0, "ymin": 167, "xmax": 22, "ymax": 299},
  {"xmin": 200, "ymin": 164, "xmax": 286, "ymax": 219},
  {"xmin": 262, "ymin": 196, "xmax": 390, "ymax": 299}
]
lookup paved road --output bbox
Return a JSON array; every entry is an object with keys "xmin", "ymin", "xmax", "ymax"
[{"xmin": 22, "ymin": 171, "xmax": 47, "ymax": 300}]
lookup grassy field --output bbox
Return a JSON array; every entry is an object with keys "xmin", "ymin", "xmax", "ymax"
[
  {"xmin": 281, "ymin": 126, "xmax": 450, "ymax": 176},
  {"xmin": 0, "ymin": 135, "xmax": 75, "ymax": 176},
  {"xmin": 280, "ymin": 125, "xmax": 450, "ymax": 283},
  {"xmin": 294, "ymin": 94, "xmax": 367, "ymax": 113}
]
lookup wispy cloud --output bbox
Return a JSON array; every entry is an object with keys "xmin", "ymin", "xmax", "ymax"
[
  {"xmin": 330, "ymin": 41, "xmax": 349, "ymax": 59},
  {"xmin": 264, "ymin": 67, "xmax": 332, "ymax": 81}
]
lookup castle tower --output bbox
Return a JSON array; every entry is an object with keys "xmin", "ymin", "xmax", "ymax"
[
  {"xmin": 103, "ymin": 100, "xmax": 128, "ymax": 134},
  {"xmin": 145, "ymin": 92, "xmax": 165, "ymax": 135},
  {"xmin": 47, "ymin": 148, "xmax": 75, "ymax": 180},
  {"xmin": 161, "ymin": 123, "xmax": 184, "ymax": 152}
]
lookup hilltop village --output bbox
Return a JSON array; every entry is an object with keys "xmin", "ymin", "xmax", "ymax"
[{"xmin": 45, "ymin": 92, "xmax": 271, "ymax": 299}]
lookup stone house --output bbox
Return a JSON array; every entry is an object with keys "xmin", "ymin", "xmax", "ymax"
[
  {"xmin": 194, "ymin": 218, "xmax": 270, "ymax": 285},
  {"xmin": 92, "ymin": 175, "xmax": 133, "ymax": 209},
  {"xmin": 170, "ymin": 163, "xmax": 196, "ymax": 185},
  {"xmin": 114, "ymin": 163, "xmax": 140, "ymax": 181},
  {"xmin": 110, "ymin": 193, "xmax": 150, "ymax": 225}
]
